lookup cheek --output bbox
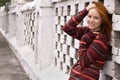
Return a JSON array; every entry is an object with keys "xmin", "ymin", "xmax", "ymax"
[{"xmin": 96, "ymin": 20, "xmax": 102, "ymax": 26}]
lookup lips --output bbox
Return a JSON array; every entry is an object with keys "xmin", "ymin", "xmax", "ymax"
[{"xmin": 89, "ymin": 24, "xmax": 95, "ymax": 26}]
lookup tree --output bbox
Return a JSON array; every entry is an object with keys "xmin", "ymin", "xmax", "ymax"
[{"xmin": 0, "ymin": 0, "xmax": 10, "ymax": 6}]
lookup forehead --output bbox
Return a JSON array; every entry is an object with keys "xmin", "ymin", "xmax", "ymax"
[{"xmin": 88, "ymin": 8, "xmax": 101, "ymax": 17}]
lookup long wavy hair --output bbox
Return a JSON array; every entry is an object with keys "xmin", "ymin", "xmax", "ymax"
[{"xmin": 92, "ymin": 1, "xmax": 112, "ymax": 39}]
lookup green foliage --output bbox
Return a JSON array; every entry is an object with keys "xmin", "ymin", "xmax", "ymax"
[{"xmin": 0, "ymin": 0, "xmax": 10, "ymax": 6}]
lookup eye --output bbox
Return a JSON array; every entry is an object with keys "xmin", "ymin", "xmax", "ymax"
[
  {"xmin": 88, "ymin": 15, "xmax": 92, "ymax": 18},
  {"xmin": 94, "ymin": 16, "xmax": 100, "ymax": 20}
]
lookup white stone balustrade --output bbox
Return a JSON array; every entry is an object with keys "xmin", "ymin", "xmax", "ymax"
[{"xmin": 0, "ymin": 0, "xmax": 120, "ymax": 80}]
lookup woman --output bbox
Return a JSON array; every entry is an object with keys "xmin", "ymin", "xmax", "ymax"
[{"xmin": 61, "ymin": 1, "xmax": 112, "ymax": 80}]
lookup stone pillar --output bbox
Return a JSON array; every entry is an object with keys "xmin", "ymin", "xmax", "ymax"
[
  {"xmin": 2, "ymin": 7, "xmax": 9, "ymax": 34},
  {"xmin": 16, "ymin": 4, "xmax": 25, "ymax": 46},
  {"xmin": 7, "ymin": 5, "xmax": 17, "ymax": 39},
  {"xmin": 115, "ymin": 0, "xmax": 120, "ymax": 15},
  {"xmin": 115, "ymin": 63, "xmax": 120, "ymax": 80},
  {"xmin": 36, "ymin": 0, "xmax": 55, "ymax": 71}
]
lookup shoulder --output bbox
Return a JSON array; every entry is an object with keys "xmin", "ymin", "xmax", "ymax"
[
  {"xmin": 96, "ymin": 34, "xmax": 109, "ymax": 40},
  {"xmin": 95, "ymin": 34, "xmax": 110, "ymax": 45}
]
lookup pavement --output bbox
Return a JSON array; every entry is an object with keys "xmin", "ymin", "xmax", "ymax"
[{"xmin": 0, "ymin": 32, "xmax": 31, "ymax": 80}]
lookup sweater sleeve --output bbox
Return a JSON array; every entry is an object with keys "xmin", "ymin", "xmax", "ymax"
[
  {"xmin": 61, "ymin": 9, "xmax": 89, "ymax": 40},
  {"xmin": 78, "ymin": 33, "xmax": 109, "ymax": 69}
]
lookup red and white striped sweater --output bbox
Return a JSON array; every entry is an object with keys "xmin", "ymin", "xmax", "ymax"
[{"xmin": 61, "ymin": 9, "xmax": 110, "ymax": 80}]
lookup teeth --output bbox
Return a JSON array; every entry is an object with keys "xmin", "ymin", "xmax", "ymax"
[{"xmin": 90, "ymin": 24, "xmax": 94, "ymax": 25}]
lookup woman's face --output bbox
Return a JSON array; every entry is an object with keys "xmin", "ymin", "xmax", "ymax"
[{"xmin": 87, "ymin": 8, "xmax": 102, "ymax": 32}]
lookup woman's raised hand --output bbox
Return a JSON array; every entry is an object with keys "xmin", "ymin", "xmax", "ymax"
[{"xmin": 86, "ymin": 2, "xmax": 96, "ymax": 11}]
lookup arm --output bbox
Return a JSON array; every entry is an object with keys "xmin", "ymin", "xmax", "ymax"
[
  {"xmin": 61, "ymin": 9, "xmax": 89, "ymax": 40},
  {"xmin": 78, "ymin": 32, "xmax": 109, "ymax": 69},
  {"xmin": 62, "ymin": 3, "xmax": 96, "ymax": 40}
]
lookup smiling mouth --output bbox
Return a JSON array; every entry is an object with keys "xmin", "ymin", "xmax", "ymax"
[{"xmin": 89, "ymin": 24, "xmax": 95, "ymax": 26}]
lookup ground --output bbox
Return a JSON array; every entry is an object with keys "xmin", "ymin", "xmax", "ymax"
[{"xmin": 0, "ymin": 32, "xmax": 30, "ymax": 80}]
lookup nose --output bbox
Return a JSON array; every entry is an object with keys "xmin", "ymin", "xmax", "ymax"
[{"xmin": 89, "ymin": 17, "xmax": 94, "ymax": 23}]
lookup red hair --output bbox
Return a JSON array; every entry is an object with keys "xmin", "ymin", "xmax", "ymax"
[{"xmin": 93, "ymin": 1, "xmax": 112, "ymax": 39}]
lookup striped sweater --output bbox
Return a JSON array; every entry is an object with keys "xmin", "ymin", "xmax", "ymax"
[{"xmin": 61, "ymin": 9, "xmax": 110, "ymax": 80}]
